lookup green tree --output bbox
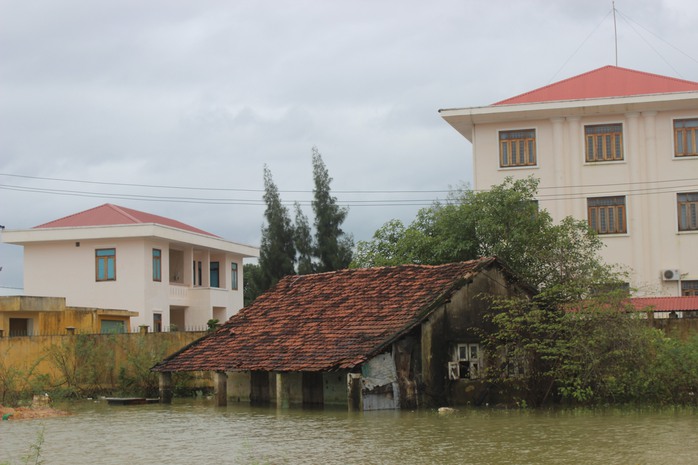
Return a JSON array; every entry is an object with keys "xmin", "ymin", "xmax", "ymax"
[
  {"xmin": 311, "ymin": 147, "xmax": 353, "ymax": 272},
  {"xmin": 258, "ymin": 165, "xmax": 296, "ymax": 290},
  {"xmin": 352, "ymin": 177, "xmax": 616, "ymax": 293},
  {"xmin": 293, "ymin": 202, "xmax": 315, "ymax": 275},
  {"xmin": 243, "ymin": 263, "xmax": 265, "ymax": 306}
]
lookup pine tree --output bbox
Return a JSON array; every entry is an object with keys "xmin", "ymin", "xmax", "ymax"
[
  {"xmin": 293, "ymin": 202, "xmax": 315, "ymax": 275},
  {"xmin": 311, "ymin": 147, "xmax": 353, "ymax": 272},
  {"xmin": 258, "ymin": 165, "xmax": 296, "ymax": 289}
]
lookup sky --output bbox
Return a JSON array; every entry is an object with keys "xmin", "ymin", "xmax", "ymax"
[{"xmin": 2, "ymin": 0, "xmax": 698, "ymax": 292}]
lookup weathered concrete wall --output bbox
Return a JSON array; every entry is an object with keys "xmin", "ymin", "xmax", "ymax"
[
  {"xmin": 227, "ymin": 371, "xmax": 252, "ymax": 402},
  {"xmin": 0, "ymin": 331, "xmax": 207, "ymax": 383},
  {"xmin": 322, "ymin": 371, "xmax": 349, "ymax": 406}
]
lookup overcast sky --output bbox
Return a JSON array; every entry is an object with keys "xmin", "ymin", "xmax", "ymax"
[{"xmin": 2, "ymin": 0, "xmax": 698, "ymax": 291}]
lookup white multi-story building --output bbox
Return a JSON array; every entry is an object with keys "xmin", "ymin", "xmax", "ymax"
[
  {"xmin": 2, "ymin": 203, "xmax": 258, "ymax": 329},
  {"xmin": 441, "ymin": 66, "xmax": 698, "ymax": 296}
]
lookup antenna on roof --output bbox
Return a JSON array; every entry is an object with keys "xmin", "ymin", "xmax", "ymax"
[{"xmin": 612, "ymin": 1, "xmax": 618, "ymax": 66}]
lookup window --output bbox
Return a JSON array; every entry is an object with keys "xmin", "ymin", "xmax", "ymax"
[
  {"xmin": 152, "ymin": 249, "xmax": 162, "ymax": 282},
  {"xmin": 210, "ymin": 261, "xmax": 220, "ymax": 288},
  {"xmin": 674, "ymin": 118, "xmax": 698, "ymax": 157},
  {"xmin": 449, "ymin": 343, "xmax": 481, "ymax": 380},
  {"xmin": 678, "ymin": 193, "xmax": 698, "ymax": 231},
  {"xmin": 100, "ymin": 320, "xmax": 125, "ymax": 334},
  {"xmin": 588, "ymin": 196, "xmax": 627, "ymax": 234},
  {"xmin": 231, "ymin": 262, "xmax": 238, "ymax": 290},
  {"xmin": 96, "ymin": 248, "xmax": 116, "ymax": 281},
  {"xmin": 585, "ymin": 123, "xmax": 623, "ymax": 162},
  {"xmin": 682, "ymin": 281, "xmax": 698, "ymax": 297},
  {"xmin": 499, "ymin": 129, "xmax": 536, "ymax": 168},
  {"xmin": 153, "ymin": 313, "xmax": 162, "ymax": 333}
]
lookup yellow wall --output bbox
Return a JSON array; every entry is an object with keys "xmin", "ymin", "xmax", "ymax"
[{"xmin": 0, "ymin": 331, "xmax": 207, "ymax": 386}]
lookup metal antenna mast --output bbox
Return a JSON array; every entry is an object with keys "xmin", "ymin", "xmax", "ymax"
[{"xmin": 612, "ymin": 1, "xmax": 618, "ymax": 65}]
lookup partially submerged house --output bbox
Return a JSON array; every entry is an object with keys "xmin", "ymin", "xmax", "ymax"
[
  {"xmin": 1, "ymin": 204, "xmax": 258, "ymax": 330},
  {"xmin": 153, "ymin": 257, "xmax": 535, "ymax": 410}
]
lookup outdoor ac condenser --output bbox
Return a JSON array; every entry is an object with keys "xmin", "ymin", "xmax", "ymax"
[{"xmin": 662, "ymin": 269, "xmax": 680, "ymax": 281}]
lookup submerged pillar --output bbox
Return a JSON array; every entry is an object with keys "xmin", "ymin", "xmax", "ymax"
[
  {"xmin": 276, "ymin": 372, "xmax": 290, "ymax": 409},
  {"xmin": 159, "ymin": 372, "xmax": 173, "ymax": 404},
  {"xmin": 215, "ymin": 371, "xmax": 228, "ymax": 407},
  {"xmin": 347, "ymin": 373, "xmax": 362, "ymax": 411}
]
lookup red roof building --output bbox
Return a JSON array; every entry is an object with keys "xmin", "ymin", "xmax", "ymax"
[
  {"xmin": 441, "ymin": 66, "xmax": 698, "ymax": 298},
  {"xmin": 2, "ymin": 204, "xmax": 258, "ymax": 330},
  {"xmin": 154, "ymin": 257, "xmax": 535, "ymax": 410}
]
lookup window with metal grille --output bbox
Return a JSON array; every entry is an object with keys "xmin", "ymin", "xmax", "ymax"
[
  {"xmin": 499, "ymin": 129, "xmax": 536, "ymax": 168},
  {"xmin": 152, "ymin": 249, "xmax": 161, "ymax": 282},
  {"xmin": 678, "ymin": 193, "xmax": 698, "ymax": 231},
  {"xmin": 682, "ymin": 281, "xmax": 698, "ymax": 296},
  {"xmin": 674, "ymin": 119, "xmax": 698, "ymax": 157},
  {"xmin": 585, "ymin": 124, "xmax": 623, "ymax": 162},
  {"xmin": 588, "ymin": 196, "xmax": 627, "ymax": 234}
]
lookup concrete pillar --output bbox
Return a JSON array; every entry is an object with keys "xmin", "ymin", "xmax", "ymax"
[
  {"xmin": 159, "ymin": 372, "xmax": 173, "ymax": 404},
  {"xmin": 550, "ymin": 117, "xmax": 565, "ymax": 221},
  {"xmin": 347, "ymin": 373, "xmax": 362, "ymax": 412},
  {"xmin": 276, "ymin": 372, "xmax": 290, "ymax": 409},
  {"xmin": 215, "ymin": 371, "xmax": 228, "ymax": 407}
]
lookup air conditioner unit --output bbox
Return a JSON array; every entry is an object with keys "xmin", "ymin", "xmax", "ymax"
[{"xmin": 662, "ymin": 269, "xmax": 680, "ymax": 281}]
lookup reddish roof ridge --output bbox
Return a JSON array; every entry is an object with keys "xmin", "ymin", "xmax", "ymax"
[
  {"xmin": 34, "ymin": 203, "xmax": 114, "ymax": 229},
  {"xmin": 107, "ymin": 204, "xmax": 141, "ymax": 223},
  {"xmin": 493, "ymin": 65, "xmax": 698, "ymax": 106},
  {"xmin": 33, "ymin": 203, "xmax": 220, "ymax": 237}
]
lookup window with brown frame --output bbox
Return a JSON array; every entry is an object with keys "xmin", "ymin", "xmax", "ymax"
[
  {"xmin": 96, "ymin": 248, "xmax": 116, "ymax": 281},
  {"xmin": 585, "ymin": 124, "xmax": 623, "ymax": 162},
  {"xmin": 678, "ymin": 192, "xmax": 698, "ymax": 231},
  {"xmin": 682, "ymin": 281, "xmax": 698, "ymax": 297},
  {"xmin": 588, "ymin": 196, "xmax": 627, "ymax": 234},
  {"xmin": 674, "ymin": 119, "xmax": 698, "ymax": 157},
  {"xmin": 499, "ymin": 129, "xmax": 536, "ymax": 168}
]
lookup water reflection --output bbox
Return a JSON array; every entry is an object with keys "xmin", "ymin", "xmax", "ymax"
[{"xmin": 1, "ymin": 400, "xmax": 697, "ymax": 464}]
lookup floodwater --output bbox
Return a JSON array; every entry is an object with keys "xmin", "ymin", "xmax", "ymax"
[{"xmin": 1, "ymin": 399, "xmax": 697, "ymax": 465}]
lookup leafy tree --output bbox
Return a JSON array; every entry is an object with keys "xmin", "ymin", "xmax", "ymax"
[
  {"xmin": 258, "ymin": 165, "xmax": 296, "ymax": 290},
  {"xmin": 243, "ymin": 263, "xmax": 265, "ymax": 306},
  {"xmin": 352, "ymin": 176, "xmax": 617, "ymax": 293},
  {"xmin": 293, "ymin": 202, "xmax": 315, "ymax": 275},
  {"xmin": 311, "ymin": 147, "xmax": 353, "ymax": 272}
]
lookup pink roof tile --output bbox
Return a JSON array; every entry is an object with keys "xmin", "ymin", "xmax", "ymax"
[
  {"xmin": 494, "ymin": 66, "xmax": 698, "ymax": 106},
  {"xmin": 154, "ymin": 257, "xmax": 508, "ymax": 373},
  {"xmin": 630, "ymin": 296, "xmax": 698, "ymax": 312},
  {"xmin": 34, "ymin": 203, "xmax": 218, "ymax": 237}
]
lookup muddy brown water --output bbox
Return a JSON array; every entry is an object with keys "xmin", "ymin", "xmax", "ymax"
[{"xmin": 1, "ymin": 399, "xmax": 697, "ymax": 464}]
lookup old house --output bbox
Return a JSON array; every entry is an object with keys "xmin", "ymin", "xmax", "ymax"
[
  {"xmin": 441, "ymin": 66, "xmax": 698, "ymax": 297},
  {"xmin": 153, "ymin": 257, "xmax": 534, "ymax": 410},
  {"xmin": 1, "ymin": 204, "xmax": 258, "ymax": 331}
]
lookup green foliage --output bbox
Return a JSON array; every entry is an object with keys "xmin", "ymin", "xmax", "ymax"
[
  {"xmin": 481, "ymin": 290, "xmax": 698, "ymax": 406},
  {"xmin": 293, "ymin": 202, "xmax": 315, "ymax": 275},
  {"xmin": 116, "ymin": 336, "xmax": 172, "ymax": 397},
  {"xmin": 259, "ymin": 165, "xmax": 297, "ymax": 290},
  {"xmin": 0, "ymin": 349, "xmax": 44, "ymax": 406},
  {"xmin": 254, "ymin": 148, "xmax": 354, "ymax": 301},
  {"xmin": 311, "ymin": 147, "xmax": 353, "ymax": 272},
  {"xmin": 243, "ymin": 263, "xmax": 265, "ymax": 306},
  {"xmin": 206, "ymin": 319, "xmax": 220, "ymax": 331},
  {"xmin": 352, "ymin": 177, "xmax": 617, "ymax": 294},
  {"xmin": 48, "ymin": 334, "xmax": 116, "ymax": 398}
]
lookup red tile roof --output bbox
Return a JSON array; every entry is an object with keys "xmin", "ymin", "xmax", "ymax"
[
  {"xmin": 629, "ymin": 296, "xmax": 698, "ymax": 312},
  {"xmin": 34, "ymin": 203, "xmax": 218, "ymax": 237},
  {"xmin": 154, "ymin": 257, "xmax": 503, "ymax": 373},
  {"xmin": 494, "ymin": 66, "xmax": 698, "ymax": 106}
]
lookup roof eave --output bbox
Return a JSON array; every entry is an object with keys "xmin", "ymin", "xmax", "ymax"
[{"xmin": 440, "ymin": 91, "xmax": 698, "ymax": 142}]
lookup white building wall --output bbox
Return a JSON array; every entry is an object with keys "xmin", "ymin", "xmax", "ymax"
[{"xmin": 470, "ymin": 108, "xmax": 698, "ymax": 296}]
